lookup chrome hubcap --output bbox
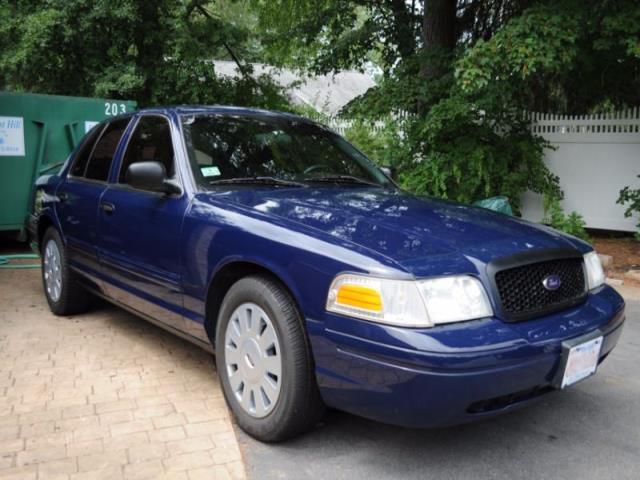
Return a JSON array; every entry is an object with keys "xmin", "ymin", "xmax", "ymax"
[
  {"xmin": 43, "ymin": 239, "xmax": 62, "ymax": 302},
  {"xmin": 224, "ymin": 302, "xmax": 282, "ymax": 418}
]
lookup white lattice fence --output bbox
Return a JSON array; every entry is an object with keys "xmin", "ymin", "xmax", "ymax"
[
  {"xmin": 529, "ymin": 109, "xmax": 640, "ymax": 140},
  {"xmin": 309, "ymin": 111, "xmax": 412, "ymax": 137}
]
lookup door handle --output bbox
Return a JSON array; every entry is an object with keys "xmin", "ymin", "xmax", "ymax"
[
  {"xmin": 100, "ymin": 202, "xmax": 115, "ymax": 214},
  {"xmin": 58, "ymin": 192, "xmax": 68, "ymax": 202}
]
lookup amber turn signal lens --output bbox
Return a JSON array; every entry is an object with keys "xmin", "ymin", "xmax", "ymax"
[{"xmin": 336, "ymin": 284, "xmax": 383, "ymax": 312}]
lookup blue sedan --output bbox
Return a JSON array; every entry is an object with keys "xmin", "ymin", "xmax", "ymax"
[{"xmin": 30, "ymin": 106, "xmax": 625, "ymax": 442}]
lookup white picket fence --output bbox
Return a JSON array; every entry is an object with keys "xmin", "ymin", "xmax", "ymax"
[
  {"xmin": 521, "ymin": 110, "xmax": 640, "ymax": 232},
  {"xmin": 528, "ymin": 109, "xmax": 640, "ymax": 138},
  {"xmin": 309, "ymin": 111, "xmax": 412, "ymax": 137}
]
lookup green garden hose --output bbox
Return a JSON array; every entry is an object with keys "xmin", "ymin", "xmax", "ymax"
[{"xmin": 0, "ymin": 253, "xmax": 41, "ymax": 269}]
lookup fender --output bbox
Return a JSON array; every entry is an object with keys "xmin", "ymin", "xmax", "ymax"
[
  {"xmin": 30, "ymin": 174, "xmax": 65, "ymax": 249},
  {"xmin": 180, "ymin": 197, "xmax": 411, "ymax": 326}
]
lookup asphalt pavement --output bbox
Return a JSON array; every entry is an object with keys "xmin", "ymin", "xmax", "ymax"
[{"xmin": 238, "ymin": 300, "xmax": 639, "ymax": 480}]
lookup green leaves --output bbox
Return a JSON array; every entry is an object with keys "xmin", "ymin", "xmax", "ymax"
[
  {"xmin": 342, "ymin": 117, "xmax": 408, "ymax": 169},
  {"xmin": 396, "ymin": 105, "xmax": 556, "ymax": 211},
  {"xmin": 456, "ymin": 7, "xmax": 580, "ymax": 97},
  {"xmin": 617, "ymin": 176, "xmax": 640, "ymax": 236},
  {"xmin": 596, "ymin": 4, "xmax": 640, "ymax": 58},
  {"xmin": 2, "ymin": 0, "xmax": 639, "ymax": 219},
  {"xmin": 341, "ymin": 89, "xmax": 560, "ymax": 213},
  {"xmin": 456, "ymin": 0, "xmax": 640, "ymax": 113},
  {"xmin": 0, "ymin": 0, "xmax": 288, "ymax": 109},
  {"xmin": 543, "ymin": 195, "xmax": 590, "ymax": 241},
  {"xmin": 252, "ymin": 0, "xmax": 419, "ymax": 74}
]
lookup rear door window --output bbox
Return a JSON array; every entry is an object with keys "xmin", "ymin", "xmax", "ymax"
[
  {"xmin": 70, "ymin": 124, "xmax": 105, "ymax": 177},
  {"xmin": 84, "ymin": 118, "xmax": 130, "ymax": 182}
]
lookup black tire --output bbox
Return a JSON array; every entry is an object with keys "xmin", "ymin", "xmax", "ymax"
[
  {"xmin": 41, "ymin": 227, "xmax": 91, "ymax": 316},
  {"xmin": 215, "ymin": 275, "xmax": 325, "ymax": 442}
]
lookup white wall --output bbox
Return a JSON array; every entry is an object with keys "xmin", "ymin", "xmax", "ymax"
[{"xmin": 520, "ymin": 111, "xmax": 640, "ymax": 232}]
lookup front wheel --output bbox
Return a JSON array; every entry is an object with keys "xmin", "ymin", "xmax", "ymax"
[
  {"xmin": 215, "ymin": 275, "xmax": 324, "ymax": 442},
  {"xmin": 41, "ymin": 227, "xmax": 90, "ymax": 315}
]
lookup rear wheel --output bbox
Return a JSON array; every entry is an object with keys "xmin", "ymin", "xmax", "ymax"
[
  {"xmin": 215, "ymin": 275, "xmax": 324, "ymax": 442},
  {"xmin": 41, "ymin": 227, "xmax": 90, "ymax": 315}
]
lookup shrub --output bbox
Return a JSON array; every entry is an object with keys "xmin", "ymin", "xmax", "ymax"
[
  {"xmin": 543, "ymin": 195, "xmax": 590, "ymax": 241},
  {"xmin": 394, "ymin": 96, "xmax": 560, "ymax": 213},
  {"xmin": 617, "ymin": 175, "xmax": 640, "ymax": 239},
  {"xmin": 342, "ymin": 117, "xmax": 406, "ymax": 168}
]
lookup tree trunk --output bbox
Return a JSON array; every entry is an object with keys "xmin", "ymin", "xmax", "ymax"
[
  {"xmin": 389, "ymin": 0, "xmax": 416, "ymax": 60},
  {"xmin": 420, "ymin": 0, "xmax": 457, "ymax": 81}
]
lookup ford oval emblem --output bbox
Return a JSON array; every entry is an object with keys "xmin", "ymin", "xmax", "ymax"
[{"xmin": 543, "ymin": 274, "xmax": 562, "ymax": 291}]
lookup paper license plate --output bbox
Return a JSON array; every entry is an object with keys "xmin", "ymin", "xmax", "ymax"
[{"xmin": 561, "ymin": 336, "xmax": 603, "ymax": 388}]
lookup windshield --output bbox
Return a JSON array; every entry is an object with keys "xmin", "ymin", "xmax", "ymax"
[{"xmin": 180, "ymin": 113, "xmax": 393, "ymax": 189}]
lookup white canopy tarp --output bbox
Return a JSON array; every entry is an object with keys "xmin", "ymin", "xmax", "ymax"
[{"xmin": 212, "ymin": 60, "xmax": 376, "ymax": 116}]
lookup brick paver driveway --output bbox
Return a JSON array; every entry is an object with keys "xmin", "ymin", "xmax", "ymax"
[{"xmin": 0, "ymin": 268, "xmax": 245, "ymax": 480}]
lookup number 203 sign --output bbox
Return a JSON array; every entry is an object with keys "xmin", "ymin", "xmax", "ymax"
[{"xmin": 105, "ymin": 102, "xmax": 128, "ymax": 116}]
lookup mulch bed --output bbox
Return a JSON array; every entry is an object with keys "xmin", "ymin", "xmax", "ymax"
[{"xmin": 592, "ymin": 234, "xmax": 640, "ymax": 283}]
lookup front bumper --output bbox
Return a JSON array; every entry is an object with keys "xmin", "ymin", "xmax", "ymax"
[{"xmin": 307, "ymin": 285, "xmax": 625, "ymax": 428}]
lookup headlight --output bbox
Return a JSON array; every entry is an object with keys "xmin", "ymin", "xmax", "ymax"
[
  {"xmin": 416, "ymin": 275, "xmax": 494, "ymax": 325},
  {"xmin": 326, "ymin": 273, "xmax": 493, "ymax": 327},
  {"xmin": 584, "ymin": 251, "xmax": 605, "ymax": 290}
]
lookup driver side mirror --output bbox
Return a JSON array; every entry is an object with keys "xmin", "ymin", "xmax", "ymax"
[{"xmin": 126, "ymin": 161, "xmax": 181, "ymax": 195}]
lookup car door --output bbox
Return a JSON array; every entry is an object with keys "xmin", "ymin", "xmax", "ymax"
[
  {"xmin": 55, "ymin": 118, "xmax": 130, "ymax": 280},
  {"xmin": 97, "ymin": 114, "xmax": 199, "ymax": 338}
]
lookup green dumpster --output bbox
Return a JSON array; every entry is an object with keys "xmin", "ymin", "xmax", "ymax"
[{"xmin": 0, "ymin": 92, "xmax": 136, "ymax": 240}]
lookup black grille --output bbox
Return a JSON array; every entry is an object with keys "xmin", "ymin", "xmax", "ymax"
[
  {"xmin": 494, "ymin": 257, "xmax": 587, "ymax": 321},
  {"xmin": 467, "ymin": 386, "xmax": 554, "ymax": 414}
]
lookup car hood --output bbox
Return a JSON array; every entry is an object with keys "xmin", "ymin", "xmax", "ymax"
[{"xmin": 204, "ymin": 187, "xmax": 589, "ymax": 277}]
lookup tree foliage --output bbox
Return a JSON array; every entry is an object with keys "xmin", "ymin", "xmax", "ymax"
[
  {"xmin": 253, "ymin": 0, "xmax": 535, "ymax": 76},
  {"xmin": 255, "ymin": 0, "xmax": 640, "ymax": 209},
  {"xmin": 254, "ymin": 0, "xmax": 422, "ymax": 74},
  {"xmin": 458, "ymin": 1, "xmax": 640, "ymax": 113},
  {"xmin": 0, "ymin": 0, "xmax": 288, "ymax": 108},
  {"xmin": 1, "ymin": 0, "xmax": 638, "ymax": 214}
]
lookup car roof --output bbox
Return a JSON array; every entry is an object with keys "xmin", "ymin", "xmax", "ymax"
[{"xmin": 136, "ymin": 105, "xmax": 315, "ymax": 124}]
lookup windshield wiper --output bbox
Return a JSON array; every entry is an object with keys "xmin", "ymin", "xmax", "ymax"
[
  {"xmin": 303, "ymin": 175, "xmax": 383, "ymax": 187},
  {"xmin": 209, "ymin": 176, "xmax": 306, "ymax": 187}
]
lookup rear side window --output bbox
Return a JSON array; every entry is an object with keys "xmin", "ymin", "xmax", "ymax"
[
  {"xmin": 119, "ymin": 116, "xmax": 175, "ymax": 183},
  {"xmin": 70, "ymin": 125, "xmax": 104, "ymax": 177},
  {"xmin": 85, "ymin": 118, "xmax": 130, "ymax": 181}
]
